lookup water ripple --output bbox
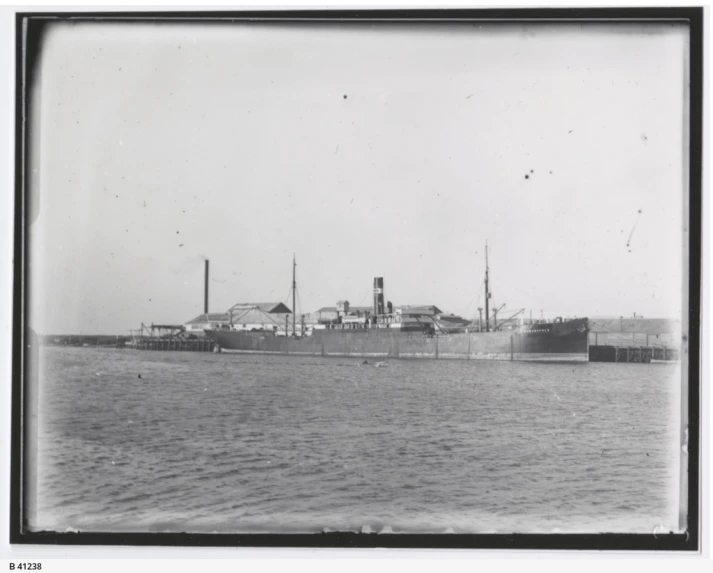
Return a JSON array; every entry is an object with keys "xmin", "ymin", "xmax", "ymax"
[{"xmin": 31, "ymin": 347, "xmax": 681, "ymax": 534}]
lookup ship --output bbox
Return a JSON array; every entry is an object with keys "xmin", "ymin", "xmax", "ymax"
[{"xmin": 204, "ymin": 246, "xmax": 590, "ymax": 362}]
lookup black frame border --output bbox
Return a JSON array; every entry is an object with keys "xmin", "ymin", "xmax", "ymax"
[{"xmin": 10, "ymin": 7, "xmax": 704, "ymax": 552}]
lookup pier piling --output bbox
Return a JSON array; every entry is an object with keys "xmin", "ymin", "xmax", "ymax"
[{"xmin": 589, "ymin": 344, "xmax": 678, "ymax": 363}]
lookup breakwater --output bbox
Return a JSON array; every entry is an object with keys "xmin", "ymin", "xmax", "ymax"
[{"xmin": 40, "ymin": 334, "xmax": 129, "ymax": 348}]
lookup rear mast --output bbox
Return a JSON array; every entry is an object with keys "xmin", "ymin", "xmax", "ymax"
[
  {"xmin": 292, "ymin": 254, "xmax": 297, "ymax": 337},
  {"xmin": 484, "ymin": 241, "xmax": 490, "ymax": 332}
]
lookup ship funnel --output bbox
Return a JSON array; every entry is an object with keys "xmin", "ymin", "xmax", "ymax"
[
  {"xmin": 204, "ymin": 259, "xmax": 209, "ymax": 314},
  {"xmin": 373, "ymin": 277, "xmax": 385, "ymax": 316}
]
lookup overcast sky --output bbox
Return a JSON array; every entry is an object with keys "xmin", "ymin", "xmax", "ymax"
[{"xmin": 27, "ymin": 21, "xmax": 688, "ymax": 335}]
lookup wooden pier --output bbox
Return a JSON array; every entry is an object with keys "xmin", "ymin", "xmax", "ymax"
[
  {"xmin": 131, "ymin": 323, "xmax": 215, "ymax": 352},
  {"xmin": 135, "ymin": 338, "xmax": 214, "ymax": 352},
  {"xmin": 587, "ymin": 318, "xmax": 680, "ymax": 363},
  {"xmin": 588, "ymin": 345, "xmax": 679, "ymax": 363}
]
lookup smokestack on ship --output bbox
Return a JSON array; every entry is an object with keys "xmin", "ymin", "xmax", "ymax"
[
  {"xmin": 204, "ymin": 259, "xmax": 209, "ymax": 314},
  {"xmin": 373, "ymin": 277, "xmax": 385, "ymax": 316}
]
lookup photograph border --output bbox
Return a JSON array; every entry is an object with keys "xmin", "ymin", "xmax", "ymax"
[{"xmin": 10, "ymin": 6, "xmax": 703, "ymax": 551}]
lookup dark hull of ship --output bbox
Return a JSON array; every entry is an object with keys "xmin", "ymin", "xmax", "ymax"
[{"xmin": 204, "ymin": 318, "xmax": 589, "ymax": 362}]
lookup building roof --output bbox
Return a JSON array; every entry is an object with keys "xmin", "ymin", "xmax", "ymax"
[
  {"xmin": 230, "ymin": 307, "xmax": 283, "ymax": 326},
  {"xmin": 316, "ymin": 306, "xmax": 372, "ymax": 313},
  {"xmin": 228, "ymin": 302, "xmax": 292, "ymax": 314},
  {"xmin": 398, "ymin": 305, "xmax": 443, "ymax": 315},
  {"xmin": 185, "ymin": 313, "xmax": 231, "ymax": 325}
]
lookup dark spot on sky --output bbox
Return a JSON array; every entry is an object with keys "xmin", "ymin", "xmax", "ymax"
[
  {"xmin": 568, "ymin": 130, "xmax": 573, "ymax": 134},
  {"xmin": 525, "ymin": 174, "xmax": 529, "ymax": 179},
  {"xmin": 549, "ymin": 171, "xmax": 553, "ymax": 174},
  {"xmin": 176, "ymin": 231, "xmax": 179, "ymax": 234},
  {"xmin": 343, "ymin": 94, "xmax": 348, "ymax": 99},
  {"xmin": 530, "ymin": 169, "xmax": 534, "ymax": 173},
  {"xmin": 179, "ymin": 244, "xmax": 184, "ymax": 247},
  {"xmin": 119, "ymin": 67, "xmax": 122, "ymax": 71}
]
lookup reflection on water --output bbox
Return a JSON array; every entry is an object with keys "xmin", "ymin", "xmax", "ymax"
[{"xmin": 33, "ymin": 347, "xmax": 681, "ymax": 533}]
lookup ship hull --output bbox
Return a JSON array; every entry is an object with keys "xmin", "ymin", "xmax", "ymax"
[{"xmin": 205, "ymin": 318, "xmax": 589, "ymax": 363}]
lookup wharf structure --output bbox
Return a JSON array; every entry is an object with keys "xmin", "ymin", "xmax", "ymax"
[
  {"xmin": 130, "ymin": 323, "xmax": 214, "ymax": 351},
  {"xmin": 130, "ymin": 260, "xmax": 302, "ymax": 351},
  {"xmin": 132, "ymin": 303, "xmax": 297, "ymax": 352},
  {"xmin": 587, "ymin": 318, "xmax": 681, "ymax": 363}
]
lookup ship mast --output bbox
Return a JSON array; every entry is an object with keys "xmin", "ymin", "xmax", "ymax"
[
  {"xmin": 484, "ymin": 241, "xmax": 490, "ymax": 332},
  {"xmin": 292, "ymin": 254, "xmax": 297, "ymax": 337}
]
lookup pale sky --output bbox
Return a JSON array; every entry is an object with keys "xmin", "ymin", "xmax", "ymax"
[{"xmin": 27, "ymin": 21, "xmax": 688, "ymax": 334}]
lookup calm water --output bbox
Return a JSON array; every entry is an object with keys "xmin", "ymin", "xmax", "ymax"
[{"xmin": 31, "ymin": 347, "xmax": 682, "ymax": 534}]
